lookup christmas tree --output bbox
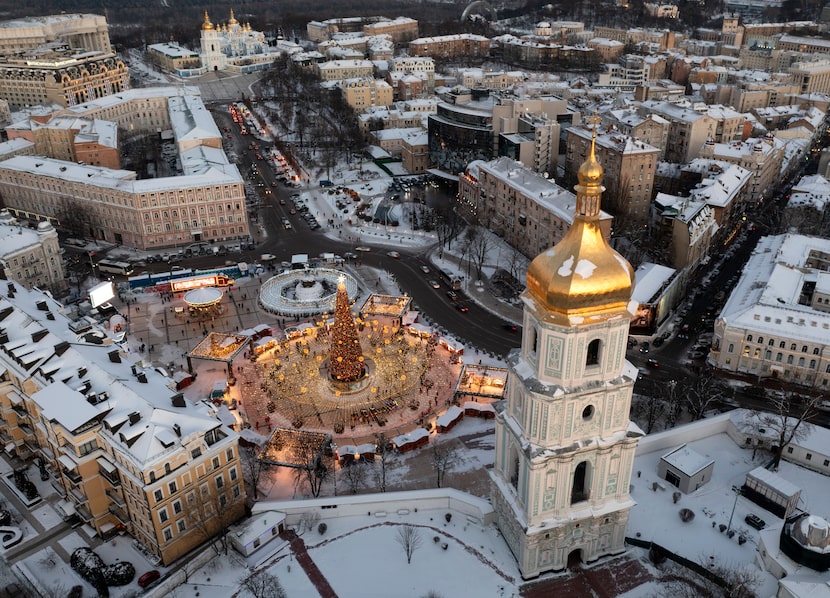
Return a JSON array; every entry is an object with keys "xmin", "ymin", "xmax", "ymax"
[{"xmin": 329, "ymin": 280, "xmax": 365, "ymax": 382}]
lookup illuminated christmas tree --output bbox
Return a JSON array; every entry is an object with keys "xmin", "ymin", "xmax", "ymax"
[{"xmin": 329, "ymin": 280, "xmax": 365, "ymax": 382}]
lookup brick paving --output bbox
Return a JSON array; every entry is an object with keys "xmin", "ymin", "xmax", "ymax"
[
  {"xmin": 280, "ymin": 529, "xmax": 338, "ymax": 598},
  {"xmin": 520, "ymin": 554, "xmax": 653, "ymax": 598}
]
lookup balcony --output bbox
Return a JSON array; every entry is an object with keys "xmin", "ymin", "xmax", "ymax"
[
  {"xmin": 108, "ymin": 504, "xmax": 129, "ymax": 525},
  {"xmin": 99, "ymin": 467, "xmax": 120, "ymax": 487},
  {"xmin": 62, "ymin": 468, "xmax": 82, "ymax": 484},
  {"xmin": 69, "ymin": 486, "xmax": 88, "ymax": 505},
  {"xmin": 50, "ymin": 478, "xmax": 67, "ymax": 498},
  {"xmin": 76, "ymin": 503, "xmax": 92, "ymax": 522},
  {"xmin": 106, "ymin": 488, "xmax": 125, "ymax": 507}
]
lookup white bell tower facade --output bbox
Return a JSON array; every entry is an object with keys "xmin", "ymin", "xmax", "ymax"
[{"xmin": 491, "ymin": 125, "xmax": 643, "ymax": 579}]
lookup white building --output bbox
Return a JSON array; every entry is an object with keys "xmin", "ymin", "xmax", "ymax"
[
  {"xmin": 0, "ymin": 210, "xmax": 66, "ymax": 295},
  {"xmin": 199, "ymin": 9, "xmax": 277, "ymax": 74},
  {"xmin": 491, "ymin": 135, "xmax": 641, "ymax": 578},
  {"xmin": 711, "ymin": 233, "xmax": 830, "ymax": 389}
]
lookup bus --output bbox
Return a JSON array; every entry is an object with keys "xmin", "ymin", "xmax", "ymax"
[
  {"xmin": 438, "ymin": 269, "xmax": 463, "ymax": 291},
  {"xmin": 96, "ymin": 259, "xmax": 134, "ymax": 276}
]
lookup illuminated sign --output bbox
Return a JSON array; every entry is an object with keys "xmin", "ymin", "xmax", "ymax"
[{"xmin": 171, "ymin": 275, "xmax": 219, "ymax": 292}]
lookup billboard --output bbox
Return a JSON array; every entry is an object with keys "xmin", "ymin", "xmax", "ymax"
[{"xmin": 89, "ymin": 281, "xmax": 116, "ymax": 308}]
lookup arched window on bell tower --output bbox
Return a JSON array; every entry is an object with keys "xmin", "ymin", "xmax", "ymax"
[
  {"xmin": 571, "ymin": 461, "xmax": 590, "ymax": 504},
  {"xmin": 509, "ymin": 446, "xmax": 520, "ymax": 491},
  {"xmin": 586, "ymin": 339, "xmax": 600, "ymax": 367}
]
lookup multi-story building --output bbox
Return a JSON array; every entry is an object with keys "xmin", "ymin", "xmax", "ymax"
[
  {"xmin": 652, "ymin": 193, "xmax": 718, "ymax": 269},
  {"xmin": 428, "ymin": 89, "xmax": 494, "ymax": 175},
  {"xmin": 711, "ymin": 233, "xmax": 830, "ymax": 390},
  {"xmin": 460, "ymin": 69, "xmax": 526, "ymax": 90},
  {"xmin": 0, "ymin": 88, "xmax": 248, "ymax": 250},
  {"xmin": 0, "ymin": 210, "xmax": 66, "ymax": 294},
  {"xmin": 606, "ymin": 109, "xmax": 670, "ymax": 159},
  {"xmin": 307, "ymin": 16, "xmax": 418, "ymax": 44},
  {"xmin": 0, "ymin": 13, "xmax": 111, "ymax": 55},
  {"xmin": 340, "ymin": 78, "xmax": 394, "ymax": 111},
  {"xmin": 598, "ymin": 55, "xmax": 651, "ymax": 90},
  {"xmin": 7, "ymin": 113, "xmax": 120, "ymax": 169},
  {"xmin": 0, "ymin": 283, "xmax": 246, "ymax": 563},
  {"xmin": 147, "ymin": 43, "xmax": 202, "ymax": 76},
  {"xmin": 390, "ymin": 56, "xmax": 435, "ymax": 90},
  {"xmin": 777, "ymin": 34, "xmax": 830, "ymax": 55},
  {"xmin": 408, "ymin": 34, "xmax": 490, "ymax": 60},
  {"xmin": 565, "ymin": 126, "xmax": 659, "ymax": 230},
  {"xmin": 637, "ymin": 100, "xmax": 719, "ymax": 163},
  {"xmin": 401, "ymin": 130, "xmax": 429, "ymax": 174},
  {"xmin": 587, "ymin": 38, "xmax": 626, "ymax": 62},
  {"xmin": 458, "ymin": 157, "xmax": 612, "ymax": 259},
  {"xmin": 683, "ymin": 159, "xmax": 753, "ymax": 240},
  {"xmin": 788, "ymin": 60, "xmax": 830, "ymax": 95},
  {"xmin": 0, "ymin": 13, "xmax": 127, "ymax": 110},
  {"xmin": 361, "ymin": 17, "xmax": 419, "ymax": 44},
  {"xmin": 699, "ymin": 135, "xmax": 785, "ymax": 204},
  {"xmin": 318, "ymin": 59, "xmax": 374, "ymax": 82}
]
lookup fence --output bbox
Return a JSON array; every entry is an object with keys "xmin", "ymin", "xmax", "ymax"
[{"xmin": 626, "ymin": 536, "xmax": 730, "ymax": 589}]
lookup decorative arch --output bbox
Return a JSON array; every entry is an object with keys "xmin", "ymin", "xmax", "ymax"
[
  {"xmin": 461, "ymin": 0, "xmax": 497, "ymax": 22},
  {"xmin": 571, "ymin": 460, "xmax": 591, "ymax": 504}
]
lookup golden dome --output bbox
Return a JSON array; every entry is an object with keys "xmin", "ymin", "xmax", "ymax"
[
  {"xmin": 201, "ymin": 11, "xmax": 214, "ymax": 31},
  {"xmin": 228, "ymin": 8, "xmax": 238, "ymax": 25},
  {"xmin": 525, "ymin": 123, "xmax": 634, "ymax": 323}
]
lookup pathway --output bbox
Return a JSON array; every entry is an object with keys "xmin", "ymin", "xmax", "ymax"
[{"xmin": 280, "ymin": 529, "xmax": 337, "ymax": 598}]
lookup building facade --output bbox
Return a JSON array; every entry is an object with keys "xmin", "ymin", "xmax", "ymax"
[
  {"xmin": 710, "ymin": 233, "xmax": 830, "ymax": 389},
  {"xmin": 0, "ymin": 211, "xmax": 66, "ymax": 294},
  {"xmin": 0, "ymin": 283, "xmax": 246, "ymax": 564},
  {"xmin": 491, "ymin": 135, "xmax": 641, "ymax": 579},
  {"xmin": 199, "ymin": 10, "xmax": 277, "ymax": 74},
  {"xmin": 458, "ymin": 157, "xmax": 613, "ymax": 260}
]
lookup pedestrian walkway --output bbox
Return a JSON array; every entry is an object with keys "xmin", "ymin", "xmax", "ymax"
[{"xmin": 280, "ymin": 530, "xmax": 337, "ymax": 598}]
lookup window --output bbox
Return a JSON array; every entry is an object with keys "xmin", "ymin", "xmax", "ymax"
[
  {"xmin": 728, "ymin": 343, "xmax": 734, "ymax": 353},
  {"xmin": 169, "ymin": 481, "xmax": 177, "ymax": 494},
  {"xmin": 78, "ymin": 439, "xmax": 98, "ymax": 456},
  {"xmin": 229, "ymin": 467, "xmax": 238, "ymax": 481},
  {"xmin": 768, "ymin": 339, "xmax": 774, "ymax": 346},
  {"xmin": 165, "ymin": 463, "xmax": 171, "ymax": 475},
  {"xmin": 806, "ymin": 453, "xmax": 812, "ymax": 461},
  {"xmin": 191, "ymin": 448, "xmax": 202, "ymax": 459},
  {"xmin": 757, "ymin": 337, "xmax": 763, "ymax": 344},
  {"xmin": 787, "ymin": 355, "xmax": 793, "ymax": 365},
  {"xmin": 747, "ymin": 335, "xmax": 753, "ymax": 342},
  {"xmin": 776, "ymin": 353, "xmax": 783, "ymax": 362},
  {"xmin": 154, "ymin": 489, "xmax": 163, "ymax": 502},
  {"xmin": 149, "ymin": 472, "xmax": 156, "ymax": 483},
  {"xmin": 212, "ymin": 457, "xmax": 220, "ymax": 469},
  {"xmin": 163, "ymin": 527, "xmax": 173, "ymax": 542},
  {"xmin": 215, "ymin": 475, "xmax": 224, "ymax": 489},
  {"xmin": 586, "ymin": 339, "xmax": 600, "ymax": 367},
  {"xmin": 159, "ymin": 508, "xmax": 169, "ymax": 523},
  {"xmin": 226, "ymin": 448, "xmax": 234, "ymax": 461},
  {"xmin": 780, "ymin": 341, "xmax": 786, "ymax": 348},
  {"xmin": 824, "ymin": 459, "xmax": 829, "ymax": 467},
  {"xmin": 232, "ymin": 485, "xmax": 240, "ymax": 498},
  {"xmin": 787, "ymin": 447, "xmax": 794, "ymax": 454},
  {"xmin": 177, "ymin": 519, "xmax": 187, "ymax": 533},
  {"xmin": 219, "ymin": 494, "xmax": 227, "ymax": 507},
  {"xmin": 173, "ymin": 500, "xmax": 182, "ymax": 515}
]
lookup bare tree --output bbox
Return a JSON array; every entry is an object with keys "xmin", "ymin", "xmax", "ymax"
[
  {"xmin": 756, "ymin": 391, "xmax": 820, "ymax": 470},
  {"xmin": 241, "ymin": 444, "xmax": 267, "ymax": 500},
  {"xmin": 469, "ymin": 228, "xmax": 491, "ymax": 281},
  {"xmin": 431, "ymin": 442, "xmax": 456, "ymax": 488},
  {"xmin": 298, "ymin": 511, "xmax": 321, "ymax": 535},
  {"xmin": 241, "ymin": 571, "xmax": 287, "ymax": 598},
  {"xmin": 291, "ymin": 436, "xmax": 328, "ymax": 498},
  {"xmin": 186, "ymin": 484, "xmax": 239, "ymax": 556},
  {"xmin": 342, "ymin": 461, "xmax": 367, "ymax": 495},
  {"xmin": 684, "ymin": 371, "xmax": 726, "ymax": 420},
  {"xmin": 655, "ymin": 559, "xmax": 760, "ymax": 598},
  {"xmin": 634, "ymin": 390, "xmax": 665, "ymax": 434},
  {"xmin": 396, "ymin": 525, "xmax": 422, "ymax": 564},
  {"xmin": 372, "ymin": 433, "xmax": 392, "ymax": 493}
]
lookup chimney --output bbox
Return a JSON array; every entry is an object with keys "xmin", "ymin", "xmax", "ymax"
[
  {"xmin": 108, "ymin": 350, "xmax": 121, "ymax": 363},
  {"xmin": 128, "ymin": 411, "xmax": 141, "ymax": 425}
]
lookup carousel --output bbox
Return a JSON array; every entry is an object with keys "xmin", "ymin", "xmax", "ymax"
[{"xmin": 184, "ymin": 287, "xmax": 224, "ymax": 318}]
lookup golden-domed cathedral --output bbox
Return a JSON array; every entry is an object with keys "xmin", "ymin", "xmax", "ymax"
[
  {"xmin": 199, "ymin": 8, "xmax": 273, "ymax": 73},
  {"xmin": 491, "ymin": 124, "xmax": 643, "ymax": 579}
]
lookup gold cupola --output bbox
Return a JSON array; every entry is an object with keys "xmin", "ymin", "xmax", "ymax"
[
  {"xmin": 201, "ymin": 11, "xmax": 214, "ymax": 31},
  {"xmin": 526, "ymin": 122, "xmax": 634, "ymax": 324},
  {"xmin": 228, "ymin": 8, "xmax": 238, "ymax": 25}
]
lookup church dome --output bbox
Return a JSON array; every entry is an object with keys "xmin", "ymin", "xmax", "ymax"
[
  {"xmin": 201, "ymin": 11, "xmax": 214, "ymax": 30},
  {"xmin": 526, "ymin": 127, "xmax": 634, "ymax": 321},
  {"xmin": 228, "ymin": 8, "xmax": 238, "ymax": 25}
]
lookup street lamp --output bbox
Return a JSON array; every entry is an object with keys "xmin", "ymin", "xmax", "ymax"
[
  {"xmin": 727, "ymin": 485, "xmax": 742, "ymax": 534},
  {"xmin": 330, "ymin": 441, "xmax": 338, "ymax": 497}
]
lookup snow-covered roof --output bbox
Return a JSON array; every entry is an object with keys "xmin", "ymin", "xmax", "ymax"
[
  {"xmin": 632, "ymin": 262, "xmax": 676, "ymax": 303},
  {"xmin": 661, "ymin": 444, "xmax": 715, "ymax": 476}
]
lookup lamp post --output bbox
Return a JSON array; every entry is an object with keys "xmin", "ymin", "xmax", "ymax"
[
  {"xmin": 727, "ymin": 485, "xmax": 741, "ymax": 534},
  {"xmin": 330, "ymin": 441, "xmax": 338, "ymax": 497}
]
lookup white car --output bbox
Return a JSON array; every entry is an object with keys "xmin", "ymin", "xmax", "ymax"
[{"xmin": 283, "ymin": 219, "xmax": 292, "ymax": 229}]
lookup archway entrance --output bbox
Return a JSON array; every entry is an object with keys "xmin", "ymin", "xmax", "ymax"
[{"xmin": 567, "ymin": 549, "xmax": 583, "ymax": 569}]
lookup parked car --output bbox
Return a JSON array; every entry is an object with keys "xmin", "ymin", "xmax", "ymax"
[
  {"xmin": 688, "ymin": 351, "xmax": 706, "ymax": 360},
  {"xmin": 138, "ymin": 570, "xmax": 161, "ymax": 588},
  {"xmin": 745, "ymin": 514, "xmax": 766, "ymax": 530},
  {"xmin": 639, "ymin": 342, "xmax": 650, "ymax": 353}
]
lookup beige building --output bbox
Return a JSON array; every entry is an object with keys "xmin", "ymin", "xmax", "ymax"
[
  {"xmin": 318, "ymin": 59, "xmax": 374, "ymax": 81},
  {"xmin": 653, "ymin": 193, "xmax": 719, "ymax": 269},
  {"xmin": 711, "ymin": 233, "xmax": 830, "ymax": 389},
  {"xmin": 565, "ymin": 126, "xmax": 659, "ymax": 230},
  {"xmin": 461, "ymin": 69, "xmax": 526, "ymax": 90},
  {"xmin": 147, "ymin": 43, "xmax": 202, "ymax": 74},
  {"xmin": 7, "ymin": 113, "xmax": 120, "ymax": 169},
  {"xmin": 638, "ymin": 100, "xmax": 732, "ymax": 163},
  {"xmin": 458, "ymin": 157, "xmax": 612, "ymax": 260},
  {"xmin": 0, "ymin": 13, "xmax": 111, "ymax": 55},
  {"xmin": 0, "ymin": 283, "xmax": 246, "ymax": 564},
  {"xmin": 789, "ymin": 60, "xmax": 830, "ymax": 95},
  {"xmin": 606, "ymin": 109, "xmax": 670, "ymax": 160},
  {"xmin": 0, "ymin": 88, "xmax": 249, "ymax": 250},
  {"xmin": 408, "ymin": 34, "xmax": 490, "ymax": 59},
  {"xmin": 0, "ymin": 210, "xmax": 66, "ymax": 294},
  {"xmin": 401, "ymin": 130, "xmax": 429, "ymax": 174},
  {"xmin": 341, "ymin": 78, "xmax": 394, "ymax": 111},
  {"xmin": 587, "ymin": 38, "xmax": 626, "ymax": 62},
  {"xmin": 699, "ymin": 135, "xmax": 785, "ymax": 204},
  {"xmin": 307, "ymin": 16, "xmax": 418, "ymax": 44},
  {"xmin": 492, "ymin": 96, "xmax": 570, "ymax": 176}
]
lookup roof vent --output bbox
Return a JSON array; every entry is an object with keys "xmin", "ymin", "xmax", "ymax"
[
  {"xmin": 128, "ymin": 411, "xmax": 141, "ymax": 425},
  {"xmin": 171, "ymin": 393, "xmax": 186, "ymax": 408},
  {"xmin": 136, "ymin": 372, "xmax": 147, "ymax": 383},
  {"xmin": 46, "ymin": 312, "xmax": 55, "ymax": 320},
  {"xmin": 35, "ymin": 300, "xmax": 49, "ymax": 311},
  {"xmin": 108, "ymin": 349, "xmax": 121, "ymax": 363},
  {"xmin": 173, "ymin": 423, "xmax": 181, "ymax": 437},
  {"xmin": 77, "ymin": 366, "xmax": 87, "ymax": 378},
  {"xmin": 31, "ymin": 329, "xmax": 49, "ymax": 342}
]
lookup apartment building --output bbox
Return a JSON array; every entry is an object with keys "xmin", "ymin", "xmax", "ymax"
[
  {"xmin": 408, "ymin": 34, "xmax": 490, "ymax": 59},
  {"xmin": 457, "ymin": 157, "xmax": 612, "ymax": 259},
  {"xmin": 653, "ymin": 193, "xmax": 718, "ymax": 269},
  {"xmin": 461, "ymin": 69, "xmax": 526, "ymax": 90},
  {"xmin": 711, "ymin": 233, "xmax": 830, "ymax": 390},
  {"xmin": 0, "ymin": 88, "xmax": 248, "ymax": 250},
  {"xmin": 598, "ymin": 55, "xmax": 651, "ymax": 90},
  {"xmin": 699, "ymin": 135, "xmax": 785, "ymax": 204},
  {"xmin": 565, "ymin": 126, "xmax": 659, "ymax": 230},
  {"xmin": 0, "ymin": 211, "xmax": 66, "ymax": 295},
  {"xmin": 307, "ymin": 16, "xmax": 418, "ymax": 44},
  {"xmin": 0, "ymin": 13, "xmax": 111, "ymax": 55},
  {"xmin": 401, "ymin": 130, "xmax": 429, "ymax": 174},
  {"xmin": 606, "ymin": 109, "xmax": 670, "ymax": 159},
  {"xmin": 147, "ymin": 43, "xmax": 202, "ymax": 75},
  {"xmin": 7, "ymin": 114, "xmax": 120, "ymax": 169},
  {"xmin": 0, "ymin": 283, "xmax": 246, "ymax": 564},
  {"xmin": 390, "ymin": 56, "xmax": 435, "ymax": 90},
  {"xmin": 318, "ymin": 59, "xmax": 374, "ymax": 81},
  {"xmin": 341, "ymin": 78, "xmax": 394, "ymax": 111},
  {"xmin": 789, "ymin": 60, "xmax": 830, "ymax": 95}
]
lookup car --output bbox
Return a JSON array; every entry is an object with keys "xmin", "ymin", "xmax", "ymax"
[
  {"xmin": 343, "ymin": 252, "xmax": 357, "ymax": 260},
  {"xmin": 279, "ymin": 199, "xmax": 286, "ymax": 205},
  {"xmin": 138, "ymin": 570, "xmax": 161, "ymax": 588},
  {"xmin": 354, "ymin": 246, "xmax": 371, "ymax": 252},
  {"xmin": 639, "ymin": 342, "xmax": 650, "ymax": 353},
  {"xmin": 627, "ymin": 337, "xmax": 638, "ymax": 347},
  {"xmin": 455, "ymin": 303, "xmax": 470, "ymax": 313},
  {"xmin": 420, "ymin": 265, "xmax": 430, "ymax": 274},
  {"xmin": 283, "ymin": 219, "xmax": 292, "ymax": 229},
  {"xmin": 387, "ymin": 251, "xmax": 400, "ymax": 258},
  {"xmin": 502, "ymin": 323, "xmax": 519, "ymax": 332},
  {"xmin": 652, "ymin": 337, "xmax": 664, "ymax": 347},
  {"xmin": 446, "ymin": 291, "xmax": 458, "ymax": 301},
  {"xmin": 745, "ymin": 514, "xmax": 766, "ymax": 530},
  {"xmin": 688, "ymin": 350, "xmax": 706, "ymax": 360},
  {"xmin": 429, "ymin": 280, "xmax": 440, "ymax": 289},
  {"xmin": 289, "ymin": 208, "xmax": 296, "ymax": 215},
  {"xmin": 646, "ymin": 358, "xmax": 659, "ymax": 368}
]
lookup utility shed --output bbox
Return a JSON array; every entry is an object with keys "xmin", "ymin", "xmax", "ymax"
[
  {"xmin": 658, "ymin": 444, "xmax": 715, "ymax": 494},
  {"xmin": 742, "ymin": 467, "xmax": 801, "ymax": 518}
]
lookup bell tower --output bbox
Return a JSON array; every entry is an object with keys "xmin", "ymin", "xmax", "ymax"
[{"xmin": 491, "ymin": 120, "xmax": 643, "ymax": 579}]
